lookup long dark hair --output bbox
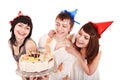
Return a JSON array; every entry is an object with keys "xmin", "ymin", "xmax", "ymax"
[
  {"xmin": 9, "ymin": 15, "xmax": 33, "ymax": 53},
  {"xmin": 75, "ymin": 22, "xmax": 99, "ymax": 64}
]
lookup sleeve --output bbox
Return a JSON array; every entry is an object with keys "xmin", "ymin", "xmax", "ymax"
[
  {"xmin": 38, "ymin": 34, "xmax": 49, "ymax": 49},
  {"xmin": 51, "ymin": 50, "xmax": 75, "ymax": 79}
]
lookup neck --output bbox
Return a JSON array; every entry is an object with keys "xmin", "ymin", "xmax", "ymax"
[
  {"xmin": 55, "ymin": 35, "xmax": 67, "ymax": 42},
  {"xmin": 16, "ymin": 38, "xmax": 24, "ymax": 46}
]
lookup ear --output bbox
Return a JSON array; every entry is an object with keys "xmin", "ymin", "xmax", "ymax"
[{"xmin": 69, "ymin": 26, "xmax": 73, "ymax": 32}]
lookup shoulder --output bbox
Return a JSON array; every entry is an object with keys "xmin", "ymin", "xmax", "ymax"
[
  {"xmin": 25, "ymin": 38, "xmax": 37, "ymax": 52},
  {"xmin": 93, "ymin": 51, "xmax": 102, "ymax": 63},
  {"xmin": 25, "ymin": 38, "xmax": 36, "ymax": 45},
  {"xmin": 39, "ymin": 34, "xmax": 49, "ymax": 41},
  {"xmin": 38, "ymin": 34, "xmax": 49, "ymax": 48},
  {"xmin": 67, "ymin": 33, "xmax": 75, "ymax": 43}
]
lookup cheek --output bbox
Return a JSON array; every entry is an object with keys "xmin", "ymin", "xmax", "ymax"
[
  {"xmin": 26, "ymin": 30, "xmax": 30, "ymax": 35},
  {"xmin": 63, "ymin": 28, "xmax": 69, "ymax": 33},
  {"xmin": 75, "ymin": 42, "xmax": 80, "ymax": 47},
  {"xmin": 66, "ymin": 29, "xmax": 70, "ymax": 33},
  {"xmin": 69, "ymin": 27, "xmax": 73, "ymax": 33},
  {"xmin": 14, "ymin": 27, "xmax": 18, "ymax": 32},
  {"xmin": 14, "ymin": 30, "xmax": 17, "ymax": 36},
  {"xmin": 76, "ymin": 34, "xmax": 79, "ymax": 38},
  {"xmin": 14, "ymin": 28, "xmax": 19, "ymax": 35},
  {"xmin": 84, "ymin": 41, "xmax": 89, "ymax": 47}
]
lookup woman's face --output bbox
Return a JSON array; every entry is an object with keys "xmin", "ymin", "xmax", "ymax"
[
  {"xmin": 76, "ymin": 29, "xmax": 90, "ymax": 48},
  {"xmin": 14, "ymin": 22, "xmax": 31, "ymax": 40},
  {"xmin": 55, "ymin": 18, "xmax": 71, "ymax": 38}
]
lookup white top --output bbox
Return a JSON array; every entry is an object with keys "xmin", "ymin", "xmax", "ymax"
[
  {"xmin": 38, "ymin": 34, "xmax": 100, "ymax": 80},
  {"xmin": 70, "ymin": 59, "xmax": 100, "ymax": 80},
  {"xmin": 70, "ymin": 34, "xmax": 100, "ymax": 80},
  {"xmin": 38, "ymin": 34, "xmax": 76, "ymax": 80}
]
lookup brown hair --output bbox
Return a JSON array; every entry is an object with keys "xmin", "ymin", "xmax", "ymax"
[
  {"xmin": 75, "ymin": 22, "xmax": 99, "ymax": 64},
  {"xmin": 56, "ymin": 11, "xmax": 74, "ymax": 30}
]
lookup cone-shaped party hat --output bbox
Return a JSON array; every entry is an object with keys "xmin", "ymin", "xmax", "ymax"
[
  {"xmin": 93, "ymin": 21, "xmax": 113, "ymax": 38},
  {"xmin": 62, "ymin": 9, "xmax": 80, "ymax": 24},
  {"xmin": 18, "ymin": 11, "xmax": 23, "ymax": 16},
  {"xmin": 9, "ymin": 11, "xmax": 23, "ymax": 24}
]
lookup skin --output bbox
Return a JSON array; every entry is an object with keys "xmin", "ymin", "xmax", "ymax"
[
  {"xmin": 65, "ymin": 28, "xmax": 101, "ymax": 75},
  {"xmin": 9, "ymin": 22, "xmax": 37, "ymax": 80},
  {"xmin": 47, "ymin": 18, "xmax": 73, "ymax": 80},
  {"xmin": 13, "ymin": 22, "xmax": 37, "ymax": 63},
  {"xmin": 54, "ymin": 18, "xmax": 72, "ymax": 50}
]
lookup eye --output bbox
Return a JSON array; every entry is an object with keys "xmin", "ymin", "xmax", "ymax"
[
  {"xmin": 56, "ymin": 22, "xmax": 60, "ymax": 27},
  {"xmin": 84, "ymin": 36, "xmax": 89, "ymax": 40},
  {"xmin": 79, "ymin": 32, "xmax": 82, "ymax": 36},
  {"xmin": 26, "ymin": 26, "xmax": 30, "ymax": 30},
  {"xmin": 85, "ymin": 37, "xmax": 89, "ymax": 40},
  {"xmin": 63, "ymin": 25, "xmax": 67, "ymax": 28},
  {"xmin": 18, "ymin": 24, "xmax": 22, "ymax": 27}
]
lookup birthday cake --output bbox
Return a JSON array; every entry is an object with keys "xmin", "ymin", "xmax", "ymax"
[{"xmin": 19, "ymin": 51, "xmax": 54, "ymax": 72}]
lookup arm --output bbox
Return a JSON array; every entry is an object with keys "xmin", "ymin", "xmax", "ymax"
[
  {"xmin": 38, "ymin": 34, "xmax": 49, "ymax": 49},
  {"xmin": 78, "ymin": 51, "xmax": 101, "ymax": 75},
  {"xmin": 25, "ymin": 39, "xmax": 37, "ymax": 53},
  {"xmin": 66, "ymin": 46, "xmax": 101, "ymax": 75}
]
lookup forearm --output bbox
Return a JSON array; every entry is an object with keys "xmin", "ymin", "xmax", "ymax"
[
  {"xmin": 76, "ymin": 51, "xmax": 101, "ymax": 75},
  {"xmin": 66, "ymin": 46, "xmax": 99, "ymax": 75},
  {"xmin": 75, "ymin": 52, "xmax": 91, "ymax": 75}
]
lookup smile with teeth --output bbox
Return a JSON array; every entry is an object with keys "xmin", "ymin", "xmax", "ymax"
[
  {"xmin": 76, "ymin": 40, "xmax": 84, "ymax": 45},
  {"xmin": 17, "ymin": 31, "xmax": 26, "ymax": 36}
]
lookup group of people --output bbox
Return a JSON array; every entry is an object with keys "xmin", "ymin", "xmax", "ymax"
[{"xmin": 8, "ymin": 9, "xmax": 113, "ymax": 80}]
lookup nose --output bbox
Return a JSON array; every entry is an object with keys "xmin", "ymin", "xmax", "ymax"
[
  {"xmin": 58, "ymin": 26, "xmax": 62, "ymax": 30},
  {"xmin": 57, "ymin": 26, "xmax": 62, "ymax": 31},
  {"xmin": 21, "ymin": 27, "xmax": 26, "ymax": 32},
  {"xmin": 78, "ymin": 35, "xmax": 84, "ymax": 41}
]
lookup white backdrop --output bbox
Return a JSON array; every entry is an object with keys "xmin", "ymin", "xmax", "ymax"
[{"xmin": 0, "ymin": 0, "xmax": 120, "ymax": 80}]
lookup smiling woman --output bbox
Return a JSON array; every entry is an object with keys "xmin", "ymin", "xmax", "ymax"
[
  {"xmin": 8, "ymin": 11, "xmax": 37, "ymax": 80},
  {"xmin": 65, "ymin": 21, "xmax": 113, "ymax": 80}
]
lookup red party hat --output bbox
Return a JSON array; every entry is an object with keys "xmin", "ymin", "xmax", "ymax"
[
  {"xmin": 9, "ymin": 11, "xmax": 23, "ymax": 24},
  {"xmin": 18, "ymin": 11, "xmax": 23, "ymax": 16},
  {"xmin": 93, "ymin": 21, "xmax": 113, "ymax": 38}
]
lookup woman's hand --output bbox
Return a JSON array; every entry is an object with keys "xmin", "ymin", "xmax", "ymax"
[
  {"xmin": 65, "ymin": 46, "xmax": 79, "ymax": 57},
  {"xmin": 37, "ymin": 75, "xmax": 49, "ymax": 80}
]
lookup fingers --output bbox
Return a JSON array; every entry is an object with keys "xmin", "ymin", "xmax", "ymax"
[
  {"xmin": 48, "ymin": 30, "xmax": 56, "ymax": 38},
  {"xmin": 37, "ymin": 75, "xmax": 49, "ymax": 80}
]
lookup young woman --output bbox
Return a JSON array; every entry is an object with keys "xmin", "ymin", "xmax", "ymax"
[
  {"xmin": 38, "ymin": 9, "xmax": 79, "ymax": 80},
  {"xmin": 8, "ymin": 12, "xmax": 37, "ymax": 80},
  {"xmin": 66, "ymin": 21, "xmax": 113, "ymax": 80}
]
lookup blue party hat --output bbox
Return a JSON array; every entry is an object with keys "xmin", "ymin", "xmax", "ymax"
[{"xmin": 62, "ymin": 9, "xmax": 80, "ymax": 24}]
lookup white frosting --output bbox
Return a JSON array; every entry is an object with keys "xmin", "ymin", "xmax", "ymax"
[
  {"xmin": 19, "ymin": 60, "xmax": 54, "ymax": 72},
  {"xmin": 19, "ymin": 59, "xmax": 54, "ymax": 72},
  {"xmin": 19, "ymin": 52, "xmax": 54, "ymax": 72}
]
